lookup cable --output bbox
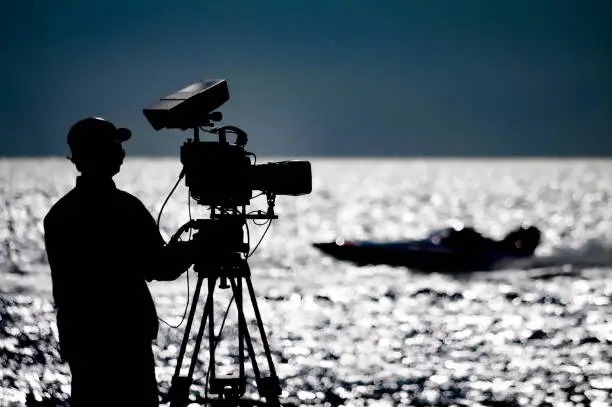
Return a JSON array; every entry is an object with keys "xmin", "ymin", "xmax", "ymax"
[
  {"xmin": 252, "ymin": 217, "xmax": 269, "ymax": 226},
  {"xmin": 156, "ymin": 184, "xmax": 193, "ymax": 329},
  {"xmin": 188, "ymin": 188, "xmax": 193, "ymax": 224},
  {"xmin": 157, "ymin": 271, "xmax": 191, "ymax": 328},
  {"xmin": 245, "ymin": 207, "xmax": 269, "ymax": 226},
  {"xmin": 179, "ymin": 189, "xmax": 194, "ymax": 327},
  {"xmin": 247, "ymin": 219, "xmax": 273, "ymax": 258},
  {"xmin": 245, "ymin": 220, "xmax": 251, "ymax": 255},
  {"xmin": 157, "ymin": 168, "xmax": 185, "ymax": 229}
]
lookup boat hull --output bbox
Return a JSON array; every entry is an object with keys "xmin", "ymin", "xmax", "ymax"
[{"xmin": 313, "ymin": 239, "xmax": 525, "ymax": 272}]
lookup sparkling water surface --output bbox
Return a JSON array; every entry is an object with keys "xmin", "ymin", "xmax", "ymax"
[{"xmin": 1, "ymin": 157, "xmax": 611, "ymax": 407}]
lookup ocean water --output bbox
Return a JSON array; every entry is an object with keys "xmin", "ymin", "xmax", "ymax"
[{"xmin": 1, "ymin": 157, "xmax": 611, "ymax": 407}]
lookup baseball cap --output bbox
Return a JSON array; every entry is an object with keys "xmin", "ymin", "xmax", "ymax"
[{"xmin": 67, "ymin": 117, "xmax": 131, "ymax": 148}]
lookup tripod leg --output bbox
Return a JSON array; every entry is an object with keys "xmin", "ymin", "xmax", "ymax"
[
  {"xmin": 231, "ymin": 279, "xmax": 261, "ymax": 378},
  {"xmin": 245, "ymin": 277, "xmax": 278, "ymax": 379},
  {"xmin": 188, "ymin": 277, "xmax": 216, "ymax": 379},
  {"xmin": 172, "ymin": 271, "xmax": 206, "ymax": 378},
  {"xmin": 236, "ymin": 276, "xmax": 246, "ymax": 394},
  {"xmin": 169, "ymin": 273, "xmax": 211, "ymax": 407},
  {"xmin": 245, "ymin": 277, "xmax": 282, "ymax": 406},
  {"xmin": 230, "ymin": 277, "xmax": 283, "ymax": 406},
  {"xmin": 170, "ymin": 277, "xmax": 216, "ymax": 407},
  {"xmin": 229, "ymin": 278, "xmax": 261, "ymax": 383},
  {"xmin": 208, "ymin": 278, "xmax": 216, "ymax": 383}
]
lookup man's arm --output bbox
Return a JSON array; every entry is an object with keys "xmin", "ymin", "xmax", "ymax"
[
  {"xmin": 131, "ymin": 199, "xmax": 195, "ymax": 281},
  {"xmin": 43, "ymin": 214, "xmax": 76, "ymax": 361}
]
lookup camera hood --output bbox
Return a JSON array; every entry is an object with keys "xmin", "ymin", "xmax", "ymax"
[{"xmin": 143, "ymin": 79, "xmax": 229, "ymax": 130}]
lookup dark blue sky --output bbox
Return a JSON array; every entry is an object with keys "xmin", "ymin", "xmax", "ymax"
[{"xmin": 2, "ymin": 0, "xmax": 611, "ymax": 157}]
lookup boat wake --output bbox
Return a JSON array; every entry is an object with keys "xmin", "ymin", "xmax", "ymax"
[{"xmin": 495, "ymin": 238, "xmax": 612, "ymax": 271}]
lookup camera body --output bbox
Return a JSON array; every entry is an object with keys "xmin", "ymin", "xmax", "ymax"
[
  {"xmin": 181, "ymin": 136, "xmax": 312, "ymax": 207},
  {"xmin": 181, "ymin": 138, "xmax": 252, "ymax": 207}
]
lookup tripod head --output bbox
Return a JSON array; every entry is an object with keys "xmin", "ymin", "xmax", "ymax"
[{"xmin": 170, "ymin": 198, "xmax": 278, "ymax": 268}]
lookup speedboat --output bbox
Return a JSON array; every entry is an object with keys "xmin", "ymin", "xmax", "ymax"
[{"xmin": 313, "ymin": 226, "xmax": 541, "ymax": 272}]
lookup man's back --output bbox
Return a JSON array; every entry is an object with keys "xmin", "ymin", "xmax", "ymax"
[{"xmin": 44, "ymin": 176, "xmax": 162, "ymax": 359}]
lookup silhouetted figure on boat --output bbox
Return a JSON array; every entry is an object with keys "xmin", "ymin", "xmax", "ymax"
[
  {"xmin": 440, "ymin": 224, "xmax": 542, "ymax": 257},
  {"xmin": 43, "ymin": 117, "xmax": 196, "ymax": 407}
]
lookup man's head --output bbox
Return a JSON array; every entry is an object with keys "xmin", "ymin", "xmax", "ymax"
[
  {"xmin": 502, "ymin": 224, "xmax": 542, "ymax": 256},
  {"xmin": 67, "ymin": 117, "xmax": 131, "ymax": 177}
]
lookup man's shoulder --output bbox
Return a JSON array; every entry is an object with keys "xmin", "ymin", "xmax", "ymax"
[
  {"xmin": 115, "ymin": 189, "xmax": 153, "ymax": 216},
  {"xmin": 115, "ymin": 189, "xmax": 146, "ymax": 207},
  {"xmin": 44, "ymin": 189, "xmax": 78, "ymax": 227}
]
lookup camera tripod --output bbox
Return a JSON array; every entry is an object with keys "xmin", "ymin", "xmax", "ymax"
[{"xmin": 168, "ymin": 217, "xmax": 282, "ymax": 407}]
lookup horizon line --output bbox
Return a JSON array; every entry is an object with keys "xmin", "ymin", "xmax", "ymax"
[{"xmin": 2, "ymin": 154, "xmax": 612, "ymax": 160}]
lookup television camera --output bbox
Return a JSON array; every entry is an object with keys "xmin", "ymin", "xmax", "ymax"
[{"xmin": 143, "ymin": 79, "xmax": 312, "ymax": 407}]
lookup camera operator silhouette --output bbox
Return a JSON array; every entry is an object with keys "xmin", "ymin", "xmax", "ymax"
[{"xmin": 43, "ymin": 117, "xmax": 197, "ymax": 407}]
